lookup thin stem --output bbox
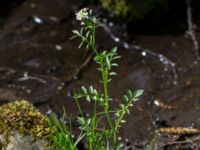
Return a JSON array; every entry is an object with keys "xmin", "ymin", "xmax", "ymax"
[
  {"xmin": 91, "ymin": 99, "xmax": 97, "ymax": 148},
  {"xmin": 101, "ymin": 64, "xmax": 115, "ymax": 142},
  {"xmin": 146, "ymin": 130, "xmax": 159, "ymax": 150},
  {"xmin": 91, "ymin": 24, "xmax": 98, "ymax": 55},
  {"xmin": 74, "ymin": 95, "xmax": 93, "ymax": 149},
  {"xmin": 113, "ymin": 102, "xmax": 131, "ymax": 146}
]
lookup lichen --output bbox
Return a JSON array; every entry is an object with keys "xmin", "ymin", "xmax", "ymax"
[{"xmin": 0, "ymin": 100, "xmax": 51, "ymax": 139}]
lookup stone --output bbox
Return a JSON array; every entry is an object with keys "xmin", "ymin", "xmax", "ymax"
[{"xmin": 0, "ymin": 100, "xmax": 53, "ymax": 150}]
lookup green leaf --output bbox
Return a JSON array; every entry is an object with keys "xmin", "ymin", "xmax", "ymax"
[
  {"xmin": 86, "ymin": 44, "xmax": 90, "ymax": 49},
  {"xmin": 78, "ymin": 41, "xmax": 85, "ymax": 48},
  {"xmin": 89, "ymin": 86, "xmax": 94, "ymax": 93},
  {"xmin": 111, "ymin": 63, "xmax": 119, "ymax": 67},
  {"xmin": 93, "ymin": 95, "xmax": 97, "ymax": 100},
  {"xmin": 115, "ymin": 111, "xmax": 120, "ymax": 117},
  {"xmin": 89, "ymin": 35, "xmax": 93, "ymax": 44},
  {"xmin": 105, "ymin": 56, "xmax": 110, "ymax": 69},
  {"xmin": 70, "ymin": 35, "xmax": 77, "ymax": 40},
  {"xmin": 102, "ymin": 51, "xmax": 107, "ymax": 55},
  {"xmin": 123, "ymin": 95, "xmax": 129, "ymax": 102},
  {"xmin": 94, "ymin": 56, "xmax": 101, "ymax": 63},
  {"xmin": 81, "ymin": 86, "xmax": 87, "ymax": 94},
  {"xmin": 72, "ymin": 30, "xmax": 80, "ymax": 36},
  {"xmin": 113, "ymin": 56, "xmax": 121, "ymax": 60},
  {"xmin": 120, "ymin": 103, "xmax": 125, "ymax": 109},
  {"xmin": 116, "ymin": 143, "xmax": 124, "ymax": 150},
  {"xmin": 109, "ymin": 72, "xmax": 117, "ymax": 76},
  {"xmin": 86, "ymin": 31, "xmax": 91, "ymax": 39},
  {"xmin": 93, "ymin": 89, "xmax": 98, "ymax": 95},
  {"xmin": 77, "ymin": 116, "xmax": 85, "ymax": 125},
  {"xmin": 134, "ymin": 89, "xmax": 143, "ymax": 98},
  {"xmin": 86, "ymin": 95, "xmax": 91, "ymax": 102},
  {"xmin": 127, "ymin": 90, "xmax": 133, "ymax": 98},
  {"xmin": 121, "ymin": 120, "xmax": 126, "ymax": 123},
  {"xmin": 80, "ymin": 27, "xmax": 83, "ymax": 35},
  {"xmin": 97, "ymin": 68, "xmax": 102, "ymax": 72},
  {"xmin": 111, "ymin": 47, "xmax": 117, "ymax": 53}
]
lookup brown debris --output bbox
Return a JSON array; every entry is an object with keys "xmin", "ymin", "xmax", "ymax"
[{"xmin": 159, "ymin": 127, "xmax": 199, "ymax": 135}]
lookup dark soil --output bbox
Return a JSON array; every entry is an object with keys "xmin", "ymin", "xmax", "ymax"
[{"xmin": 1, "ymin": 0, "xmax": 200, "ymax": 149}]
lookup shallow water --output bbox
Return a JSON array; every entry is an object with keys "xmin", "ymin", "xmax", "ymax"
[{"xmin": 1, "ymin": 0, "xmax": 200, "ymax": 149}]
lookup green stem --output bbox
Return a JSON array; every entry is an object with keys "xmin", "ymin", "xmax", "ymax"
[
  {"xmin": 101, "ymin": 65, "xmax": 115, "ymax": 143},
  {"xmin": 91, "ymin": 25, "xmax": 98, "ymax": 55},
  {"xmin": 74, "ymin": 95, "xmax": 93, "ymax": 149},
  {"xmin": 91, "ymin": 99, "xmax": 97, "ymax": 148},
  {"xmin": 113, "ymin": 100, "xmax": 134, "ymax": 148},
  {"xmin": 146, "ymin": 130, "xmax": 159, "ymax": 150}
]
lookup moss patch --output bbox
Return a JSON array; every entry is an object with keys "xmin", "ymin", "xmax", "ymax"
[{"xmin": 0, "ymin": 100, "xmax": 51, "ymax": 139}]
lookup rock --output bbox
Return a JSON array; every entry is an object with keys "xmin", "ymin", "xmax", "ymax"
[
  {"xmin": 0, "ymin": 100, "xmax": 53, "ymax": 150},
  {"xmin": 0, "ymin": 131, "xmax": 51, "ymax": 150}
]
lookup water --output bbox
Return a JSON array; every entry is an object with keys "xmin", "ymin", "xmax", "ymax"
[{"xmin": 101, "ymin": 22, "xmax": 178, "ymax": 83}]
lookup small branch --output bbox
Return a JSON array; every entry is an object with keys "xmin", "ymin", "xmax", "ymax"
[
  {"xmin": 186, "ymin": 0, "xmax": 200, "ymax": 61},
  {"xmin": 18, "ymin": 72, "xmax": 47, "ymax": 84},
  {"xmin": 156, "ymin": 134, "xmax": 200, "ymax": 150}
]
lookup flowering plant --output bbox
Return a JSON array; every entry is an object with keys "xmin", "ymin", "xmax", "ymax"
[
  {"xmin": 72, "ymin": 8, "xmax": 143, "ymax": 150},
  {"xmin": 50, "ymin": 8, "xmax": 143, "ymax": 150}
]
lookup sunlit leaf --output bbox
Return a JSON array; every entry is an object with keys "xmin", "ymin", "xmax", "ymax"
[
  {"xmin": 127, "ymin": 90, "xmax": 133, "ymax": 98},
  {"xmin": 111, "ymin": 63, "xmax": 119, "ymax": 67},
  {"xmin": 123, "ymin": 95, "xmax": 129, "ymax": 102},
  {"xmin": 111, "ymin": 47, "xmax": 117, "ymax": 53},
  {"xmin": 81, "ymin": 86, "xmax": 87, "ymax": 94},
  {"xmin": 105, "ymin": 56, "xmax": 110, "ymax": 69},
  {"xmin": 78, "ymin": 41, "xmax": 85, "ymax": 48},
  {"xmin": 86, "ymin": 95, "xmax": 91, "ymax": 102},
  {"xmin": 109, "ymin": 72, "xmax": 117, "ymax": 76},
  {"xmin": 86, "ymin": 31, "xmax": 90, "ymax": 39},
  {"xmin": 70, "ymin": 35, "xmax": 78, "ymax": 40},
  {"xmin": 134, "ymin": 89, "xmax": 143, "ymax": 98},
  {"xmin": 77, "ymin": 116, "xmax": 85, "ymax": 125},
  {"xmin": 72, "ymin": 30, "xmax": 80, "ymax": 35},
  {"xmin": 113, "ymin": 56, "xmax": 121, "ymax": 60}
]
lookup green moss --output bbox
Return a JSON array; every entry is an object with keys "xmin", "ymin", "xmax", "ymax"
[
  {"xmin": 0, "ymin": 100, "xmax": 51, "ymax": 139},
  {"xmin": 100, "ymin": 0, "xmax": 128, "ymax": 17},
  {"xmin": 99, "ymin": 0, "xmax": 168, "ymax": 19}
]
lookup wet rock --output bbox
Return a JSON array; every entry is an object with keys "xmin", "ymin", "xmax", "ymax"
[
  {"xmin": 0, "ymin": 131, "xmax": 51, "ymax": 150},
  {"xmin": 0, "ymin": 88, "xmax": 18, "ymax": 103},
  {"xmin": 0, "ymin": 100, "xmax": 51, "ymax": 138},
  {"xmin": 0, "ymin": 100, "xmax": 53, "ymax": 150}
]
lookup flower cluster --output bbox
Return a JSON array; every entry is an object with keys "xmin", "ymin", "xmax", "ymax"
[{"xmin": 76, "ymin": 8, "xmax": 92, "ymax": 25}]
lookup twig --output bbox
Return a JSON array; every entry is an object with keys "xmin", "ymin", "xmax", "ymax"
[
  {"xmin": 18, "ymin": 72, "xmax": 47, "ymax": 84},
  {"xmin": 186, "ymin": 0, "xmax": 200, "ymax": 61},
  {"xmin": 156, "ymin": 134, "xmax": 200, "ymax": 150}
]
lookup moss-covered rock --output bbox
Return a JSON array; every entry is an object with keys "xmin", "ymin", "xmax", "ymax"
[
  {"xmin": 0, "ymin": 100, "xmax": 51, "ymax": 139},
  {"xmin": 0, "ymin": 100, "xmax": 54, "ymax": 149}
]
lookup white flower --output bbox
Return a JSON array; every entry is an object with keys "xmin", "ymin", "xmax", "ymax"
[{"xmin": 76, "ymin": 8, "xmax": 90, "ymax": 21}]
